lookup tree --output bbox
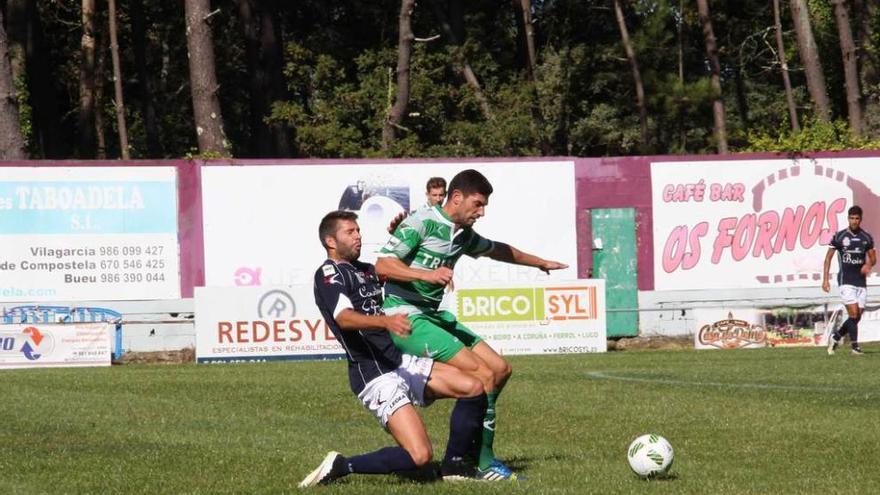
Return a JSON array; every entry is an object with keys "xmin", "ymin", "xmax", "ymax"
[
  {"xmin": 131, "ymin": 0, "xmax": 162, "ymax": 157},
  {"xmin": 830, "ymin": 0, "xmax": 862, "ymax": 135},
  {"xmin": 235, "ymin": 0, "xmax": 293, "ymax": 157},
  {"xmin": 185, "ymin": 0, "xmax": 230, "ymax": 156},
  {"xmin": 108, "ymin": 0, "xmax": 130, "ymax": 159},
  {"xmin": 0, "ymin": 9, "xmax": 26, "ymax": 159},
  {"xmin": 789, "ymin": 0, "xmax": 831, "ymax": 121},
  {"xmin": 428, "ymin": 0, "xmax": 492, "ymax": 120},
  {"xmin": 696, "ymin": 0, "xmax": 728, "ymax": 153},
  {"xmin": 382, "ymin": 0, "xmax": 415, "ymax": 152},
  {"xmin": 78, "ymin": 0, "xmax": 97, "ymax": 157},
  {"xmin": 773, "ymin": 0, "xmax": 800, "ymax": 131},
  {"xmin": 612, "ymin": 0, "xmax": 649, "ymax": 151}
]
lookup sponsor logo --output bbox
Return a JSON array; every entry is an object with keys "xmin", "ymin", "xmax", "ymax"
[
  {"xmin": 0, "ymin": 326, "xmax": 55, "ymax": 361},
  {"xmin": 258, "ymin": 290, "xmax": 296, "ymax": 319},
  {"xmin": 322, "ymin": 265, "xmax": 336, "ymax": 276},
  {"xmin": 234, "ymin": 267, "xmax": 262, "ymax": 286},
  {"xmin": 697, "ymin": 313, "xmax": 766, "ymax": 349},
  {"xmin": 457, "ymin": 286, "xmax": 598, "ymax": 323}
]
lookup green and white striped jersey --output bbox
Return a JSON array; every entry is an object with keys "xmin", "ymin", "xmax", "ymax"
[{"xmin": 379, "ymin": 205, "xmax": 494, "ymax": 313}]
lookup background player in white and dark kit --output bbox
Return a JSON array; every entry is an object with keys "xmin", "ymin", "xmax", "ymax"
[
  {"xmin": 300, "ymin": 210, "xmax": 489, "ymax": 487},
  {"xmin": 823, "ymin": 205, "xmax": 876, "ymax": 355}
]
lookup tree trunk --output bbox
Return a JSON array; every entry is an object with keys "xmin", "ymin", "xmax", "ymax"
[
  {"xmin": 5, "ymin": 0, "xmax": 27, "ymax": 85},
  {"xmin": 79, "ymin": 0, "xmax": 97, "ymax": 158},
  {"xmin": 235, "ymin": 0, "xmax": 292, "ymax": 157},
  {"xmin": 185, "ymin": 0, "xmax": 229, "ymax": 156},
  {"xmin": 429, "ymin": 0, "xmax": 492, "ymax": 120},
  {"xmin": 0, "ymin": 10, "xmax": 26, "ymax": 159},
  {"xmin": 853, "ymin": 0, "xmax": 877, "ymax": 94},
  {"xmin": 677, "ymin": 0, "xmax": 686, "ymax": 150},
  {"xmin": 259, "ymin": 2, "xmax": 293, "ymax": 157},
  {"xmin": 853, "ymin": 0, "xmax": 878, "ymax": 135},
  {"xmin": 382, "ymin": 0, "xmax": 415, "ymax": 152},
  {"xmin": 95, "ymin": 23, "xmax": 108, "ymax": 159},
  {"xmin": 108, "ymin": 0, "xmax": 130, "ymax": 159},
  {"xmin": 831, "ymin": 0, "xmax": 862, "ymax": 135},
  {"xmin": 696, "ymin": 0, "xmax": 728, "ymax": 154},
  {"xmin": 612, "ymin": 0, "xmax": 649, "ymax": 151},
  {"xmin": 10, "ymin": 0, "xmax": 67, "ymax": 158},
  {"xmin": 131, "ymin": 0, "xmax": 162, "ymax": 157},
  {"xmin": 789, "ymin": 0, "xmax": 831, "ymax": 121},
  {"xmin": 512, "ymin": 0, "xmax": 537, "ymax": 82},
  {"xmin": 773, "ymin": 0, "xmax": 800, "ymax": 131}
]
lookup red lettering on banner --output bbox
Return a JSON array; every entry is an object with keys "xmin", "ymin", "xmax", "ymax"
[
  {"xmin": 752, "ymin": 210, "xmax": 779, "ymax": 259},
  {"xmin": 662, "ymin": 222, "xmax": 709, "ymax": 272},
  {"xmin": 215, "ymin": 320, "xmax": 332, "ymax": 343},
  {"xmin": 707, "ymin": 199, "xmax": 846, "ymax": 265},
  {"xmin": 662, "ymin": 181, "xmax": 706, "ymax": 202},
  {"xmin": 218, "ymin": 322, "xmax": 233, "ymax": 343},
  {"xmin": 709, "ymin": 182, "xmax": 745, "ymax": 202}
]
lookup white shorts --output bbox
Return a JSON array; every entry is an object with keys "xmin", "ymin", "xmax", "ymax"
[
  {"xmin": 357, "ymin": 354, "xmax": 434, "ymax": 428},
  {"xmin": 839, "ymin": 285, "xmax": 867, "ymax": 308}
]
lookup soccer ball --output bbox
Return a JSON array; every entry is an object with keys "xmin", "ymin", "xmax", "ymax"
[{"xmin": 627, "ymin": 434, "xmax": 674, "ymax": 478}]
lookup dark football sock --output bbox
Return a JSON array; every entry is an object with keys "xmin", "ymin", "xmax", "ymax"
[
  {"xmin": 443, "ymin": 394, "xmax": 487, "ymax": 463},
  {"xmin": 347, "ymin": 447, "xmax": 417, "ymax": 474}
]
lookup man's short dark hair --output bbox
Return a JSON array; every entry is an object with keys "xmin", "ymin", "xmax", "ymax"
[
  {"xmin": 426, "ymin": 177, "xmax": 446, "ymax": 192},
  {"xmin": 447, "ymin": 169, "xmax": 493, "ymax": 200},
  {"xmin": 849, "ymin": 205, "xmax": 863, "ymax": 217},
  {"xmin": 319, "ymin": 210, "xmax": 358, "ymax": 248}
]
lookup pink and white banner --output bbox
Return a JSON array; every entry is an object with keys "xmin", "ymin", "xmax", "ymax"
[{"xmin": 652, "ymin": 157, "xmax": 880, "ymax": 290}]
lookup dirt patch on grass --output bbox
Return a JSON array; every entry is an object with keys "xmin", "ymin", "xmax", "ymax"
[
  {"xmin": 116, "ymin": 347, "xmax": 195, "ymax": 364},
  {"xmin": 609, "ymin": 335, "xmax": 692, "ymax": 351},
  {"xmin": 115, "ymin": 337, "xmax": 693, "ymax": 364}
]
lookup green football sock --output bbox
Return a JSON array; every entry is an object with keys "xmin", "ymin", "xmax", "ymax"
[{"xmin": 478, "ymin": 392, "xmax": 499, "ymax": 470}]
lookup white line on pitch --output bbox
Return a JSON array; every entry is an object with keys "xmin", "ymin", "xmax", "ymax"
[{"xmin": 586, "ymin": 371, "xmax": 856, "ymax": 393}]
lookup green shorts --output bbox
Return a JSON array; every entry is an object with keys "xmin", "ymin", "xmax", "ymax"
[{"xmin": 390, "ymin": 310, "xmax": 483, "ymax": 362}]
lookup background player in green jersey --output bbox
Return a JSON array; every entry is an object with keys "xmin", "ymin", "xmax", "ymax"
[{"xmin": 376, "ymin": 169, "xmax": 568, "ymax": 480}]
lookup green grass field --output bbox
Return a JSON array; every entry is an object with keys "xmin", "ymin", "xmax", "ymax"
[{"xmin": 2, "ymin": 345, "xmax": 878, "ymax": 494}]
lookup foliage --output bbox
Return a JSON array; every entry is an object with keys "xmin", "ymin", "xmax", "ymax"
[
  {"xmin": 744, "ymin": 117, "xmax": 880, "ymax": 152},
  {"xmin": 10, "ymin": 0, "xmax": 880, "ymax": 158}
]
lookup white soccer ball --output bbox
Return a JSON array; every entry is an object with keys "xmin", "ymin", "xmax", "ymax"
[{"xmin": 627, "ymin": 434, "xmax": 674, "ymax": 478}]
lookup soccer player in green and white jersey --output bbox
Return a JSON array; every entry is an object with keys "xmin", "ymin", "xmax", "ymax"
[{"xmin": 376, "ymin": 169, "xmax": 568, "ymax": 481}]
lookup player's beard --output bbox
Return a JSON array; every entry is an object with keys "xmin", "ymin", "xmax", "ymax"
[{"xmin": 338, "ymin": 242, "xmax": 361, "ymax": 262}]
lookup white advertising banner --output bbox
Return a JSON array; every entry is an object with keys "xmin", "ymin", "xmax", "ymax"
[
  {"xmin": 0, "ymin": 167, "xmax": 180, "ymax": 301},
  {"xmin": 201, "ymin": 162, "xmax": 576, "ymax": 288},
  {"xmin": 0, "ymin": 323, "xmax": 112, "ymax": 369},
  {"xmin": 450, "ymin": 280, "xmax": 607, "ymax": 354},
  {"xmin": 692, "ymin": 309, "xmax": 766, "ymax": 350},
  {"xmin": 652, "ymin": 157, "xmax": 880, "ymax": 290},
  {"xmin": 195, "ymin": 285, "xmax": 343, "ymax": 363}
]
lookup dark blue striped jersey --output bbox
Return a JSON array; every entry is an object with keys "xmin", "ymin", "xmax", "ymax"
[
  {"xmin": 313, "ymin": 259, "xmax": 403, "ymax": 395},
  {"xmin": 829, "ymin": 229, "xmax": 874, "ymax": 287}
]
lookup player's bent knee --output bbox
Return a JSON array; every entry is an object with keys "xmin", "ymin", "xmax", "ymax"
[
  {"xmin": 463, "ymin": 375, "xmax": 484, "ymax": 397},
  {"xmin": 407, "ymin": 445, "xmax": 433, "ymax": 467}
]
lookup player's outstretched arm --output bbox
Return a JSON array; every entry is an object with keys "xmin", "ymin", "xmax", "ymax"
[
  {"xmin": 335, "ymin": 309, "xmax": 411, "ymax": 337},
  {"xmin": 822, "ymin": 247, "xmax": 835, "ymax": 292},
  {"xmin": 485, "ymin": 242, "xmax": 568, "ymax": 274},
  {"xmin": 375, "ymin": 256, "xmax": 454, "ymax": 285}
]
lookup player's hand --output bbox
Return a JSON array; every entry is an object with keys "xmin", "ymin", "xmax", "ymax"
[
  {"xmin": 538, "ymin": 260, "xmax": 568, "ymax": 275},
  {"xmin": 421, "ymin": 266, "xmax": 454, "ymax": 285},
  {"xmin": 821, "ymin": 279, "xmax": 830, "ymax": 293},
  {"xmin": 387, "ymin": 211, "xmax": 408, "ymax": 234},
  {"xmin": 861, "ymin": 265, "xmax": 873, "ymax": 276},
  {"xmin": 385, "ymin": 314, "xmax": 411, "ymax": 337}
]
